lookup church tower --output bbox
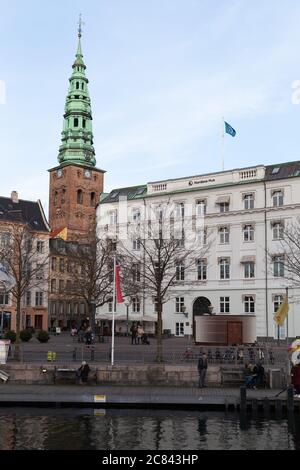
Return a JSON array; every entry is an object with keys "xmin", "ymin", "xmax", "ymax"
[{"xmin": 48, "ymin": 19, "xmax": 105, "ymax": 241}]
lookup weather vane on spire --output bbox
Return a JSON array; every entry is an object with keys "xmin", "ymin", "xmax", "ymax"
[{"xmin": 78, "ymin": 14, "xmax": 85, "ymax": 38}]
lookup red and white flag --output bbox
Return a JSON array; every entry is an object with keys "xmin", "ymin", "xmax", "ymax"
[{"xmin": 115, "ymin": 262, "xmax": 124, "ymax": 304}]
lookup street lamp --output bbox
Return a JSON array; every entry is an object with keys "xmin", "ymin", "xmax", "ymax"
[
  {"xmin": 125, "ymin": 299, "xmax": 131, "ymax": 336},
  {"xmin": 0, "ymin": 280, "xmax": 8, "ymax": 339}
]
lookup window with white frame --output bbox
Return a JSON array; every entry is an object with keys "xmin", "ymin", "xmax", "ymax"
[
  {"xmin": 197, "ymin": 228, "xmax": 207, "ymax": 246},
  {"xmin": 175, "ymin": 297, "xmax": 185, "ymax": 313},
  {"xmin": 273, "ymin": 294, "xmax": 286, "ymax": 339},
  {"xmin": 272, "ymin": 222, "xmax": 284, "ymax": 240},
  {"xmin": 273, "ymin": 294, "xmax": 283, "ymax": 313},
  {"xmin": 25, "ymin": 291, "xmax": 31, "ymax": 307},
  {"xmin": 108, "ymin": 298, "xmax": 113, "ymax": 313},
  {"xmin": 176, "ymin": 262, "xmax": 185, "ymax": 281},
  {"xmin": 196, "ymin": 200, "xmax": 207, "ymax": 216},
  {"xmin": 220, "ymin": 296, "xmax": 230, "ymax": 313},
  {"xmin": 35, "ymin": 292, "xmax": 43, "ymax": 307},
  {"xmin": 243, "ymin": 224, "xmax": 255, "ymax": 242},
  {"xmin": 244, "ymin": 295, "xmax": 255, "ymax": 313},
  {"xmin": 197, "ymin": 259, "xmax": 207, "ymax": 281},
  {"xmin": 36, "ymin": 264, "xmax": 44, "ymax": 280},
  {"xmin": 175, "ymin": 322, "xmax": 185, "ymax": 336},
  {"xmin": 132, "ymin": 208, "xmax": 141, "ymax": 223},
  {"xmin": 175, "ymin": 202, "xmax": 185, "ymax": 219},
  {"xmin": 0, "ymin": 292, "xmax": 9, "ymax": 305},
  {"xmin": 244, "ymin": 262, "xmax": 255, "ymax": 279},
  {"xmin": 220, "ymin": 259, "xmax": 230, "ymax": 280},
  {"xmin": 50, "ymin": 279, "xmax": 56, "ymax": 293},
  {"xmin": 109, "ymin": 210, "xmax": 118, "ymax": 225},
  {"xmin": 273, "ymin": 256, "xmax": 284, "ymax": 277},
  {"xmin": 219, "ymin": 226, "xmax": 230, "ymax": 244},
  {"xmin": 0, "ymin": 232, "xmax": 10, "ymax": 247},
  {"xmin": 219, "ymin": 202, "xmax": 229, "ymax": 213},
  {"xmin": 244, "ymin": 194, "xmax": 255, "ymax": 210},
  {"xmin": 272, "ymin": 191, "xmax": 284, "ymax": 207},
  {"xmin": 133, "ymin": 263, "xmax": 141, "ymax": 282},
  {"xmin": 132, "ymin": 297, "xmax": 140, "ymax": 313},
  {"xmin": 133, "ymin": 239, "xmax": 141, "ymax": 251}
]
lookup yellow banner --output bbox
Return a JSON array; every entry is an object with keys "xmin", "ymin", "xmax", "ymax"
[{"xmin": 274, "ymin": 296, "xmax": 289, "ymax": 326}]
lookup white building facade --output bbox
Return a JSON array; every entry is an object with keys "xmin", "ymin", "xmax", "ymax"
[{"xmin": 96, "ymin": 162, "xmax": 300, "ymax": 344}]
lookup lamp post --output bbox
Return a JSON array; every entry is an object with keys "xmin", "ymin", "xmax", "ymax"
[
  {"xmin": 182, "ymin": 306, "xmax": 189, "ymax": 344},
  {"xmin": 125, "ymin": 299, "xmax": 131, "ymax": 336}
]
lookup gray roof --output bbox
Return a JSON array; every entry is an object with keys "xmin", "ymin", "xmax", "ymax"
[
  {"xmin": 0, "ymin": 197, "xmax": 49, "ymax": 232},
  {"xmin": 264, "ymin": 161, "xmax": 300, "ymax": 181},
  {"xmin": 100, "ymin": 185, "xmax": 147, "ymax": 204}
]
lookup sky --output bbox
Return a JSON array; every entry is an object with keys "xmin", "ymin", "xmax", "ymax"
[{"xmin": 1, "ymin": 0, "xmax": 300, "ymax": 215}]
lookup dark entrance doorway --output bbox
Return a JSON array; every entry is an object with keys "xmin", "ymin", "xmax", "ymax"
[{"xmin": 193, "ymin": 297, "xmax": 212, "ymax": 339}]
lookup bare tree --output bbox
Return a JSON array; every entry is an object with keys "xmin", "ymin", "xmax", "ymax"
[
  {"xmin": 0, "ymin": 223, "xmax": 49, "ymax": 359},
  {"xmin": 277, "ymin": 220, "xmax": 300, "ymax": 284},
  {"xmin": 119, "ymin": 203, "xmax": 209, "ymax": 362},
  {"xmin": 67, "ymin": 234, "xmax": 117, "ymax": 330}
]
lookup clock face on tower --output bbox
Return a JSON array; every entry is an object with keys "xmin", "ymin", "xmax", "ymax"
[
  {"xmin": 84, "ymin": 169, "xmax": 92, "ymax": 178},
  {"xmin": 57, "ymin": 169, "xmax": 63, "ymax": 178}
]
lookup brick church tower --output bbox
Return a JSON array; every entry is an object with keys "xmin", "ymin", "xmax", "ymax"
[{"xmin": 48, "ymin": 19, "xmax": 105, "ymax": 241}]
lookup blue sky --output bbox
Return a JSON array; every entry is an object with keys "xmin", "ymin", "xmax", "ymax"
[{"xmin": 1, "ymin": 0, "xmax": 300, "ymax": 214}]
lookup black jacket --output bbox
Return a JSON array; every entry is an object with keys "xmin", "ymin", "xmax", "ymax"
[{"xmin": 198, "ymin": 357, "xmax": 208, "ymax": 370}]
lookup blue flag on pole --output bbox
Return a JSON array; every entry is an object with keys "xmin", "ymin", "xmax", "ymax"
[{"xmin": 225, "ymin": 121, "xmax": 236, "ymax": 137}]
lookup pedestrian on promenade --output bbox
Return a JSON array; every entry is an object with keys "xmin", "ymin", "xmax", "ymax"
[
  {"xmin": 85, "ymin": 327, "xmax": 92, "ymax": 346},
  {"xmin": 130, "ymin": 323, "xmax": 138, "ymax": 345},
  {"xmin": 137, "ymin": 324, "xmax": 144, "ymax": 345},
  {"xmin": 198, "ymin": 352, "xmax": 208, "ymax": 388},
  {"xmin": 78, "ymin": 361, "xmax": 90, "ymax": 385}
]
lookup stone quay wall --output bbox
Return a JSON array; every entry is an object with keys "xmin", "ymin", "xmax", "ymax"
[{"xmin": 0, "ymin": 364, "xmax": 222, "ymax": 387}]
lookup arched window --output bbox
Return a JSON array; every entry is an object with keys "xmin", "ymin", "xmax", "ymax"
[
  {"xmin": 81, "ymin": 83, "xmax": 84, "ymax": 90},
  {"xmin": 83, "ymin": 119, "xmax": 86, "ymax": 128},
  {"xmin": 74, "ymin": 118, "xmax": 79, "ymax": 127},
  {"xmin": 54, "ymin": 191, "xmax": 58, "ymax": 207},
  {"xmin": 77, "ymin": 189, "xmax": 83, "ymax": 204},
  {"xmin": 90, "ymin": 192, "xmax": 96, "ymax": 206},
  {"xmin": 76, "ymin": 82, "xmax": 79, "ymax": 90},
  {"xmin": 62, "ymin": 189, "xmax": 66, "ymax": 204}
]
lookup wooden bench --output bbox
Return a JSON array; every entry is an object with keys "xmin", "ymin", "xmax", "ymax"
[
  {"xmin": 221, "ymin": 369, "xmax": 244, "ymax": 385},
  {"xmin": 55, "ymin": 368, "xmax": 78, "ymax": 384}
]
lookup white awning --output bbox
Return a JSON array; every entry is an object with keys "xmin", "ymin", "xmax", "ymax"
[
  {"xmin": 216, "ymin": 196, "xmax": 230, "ymax": 204},
  {"xmin": 240, "ymin": 256, "xmax": 256, "ymax": 263}
]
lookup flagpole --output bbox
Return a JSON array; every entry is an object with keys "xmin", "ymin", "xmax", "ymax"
[
  {"xmin": 221, "ymin": 117, "xmax": 225, "ymax": 171},
  {"xmin": 286, "ymin": 287, "xmax": 290, "ymax": 385},
  {"xmin": 111, "ymin": 255, "xmax": 116, "ymax": 367}
]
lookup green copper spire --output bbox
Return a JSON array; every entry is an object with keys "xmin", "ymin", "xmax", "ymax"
[{"xmin": 58, "ymin": 16, "xmax": 96, "ymax": 167}]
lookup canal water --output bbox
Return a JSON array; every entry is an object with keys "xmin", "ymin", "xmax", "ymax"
[{"xmin": 0, "ymin": 408, "xmax": 299, "ymax": 450}]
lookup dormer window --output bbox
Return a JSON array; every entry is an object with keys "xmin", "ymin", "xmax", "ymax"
[{"xmin": 272, "ymin": 167, "xmax": 280, "ymax": 175}]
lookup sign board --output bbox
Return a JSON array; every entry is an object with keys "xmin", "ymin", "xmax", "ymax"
[
  {"xmin": 0, "ymin": 340, "xmax": 10, "ymax": 365},
  {"xmin": 94, "ymin": 395, "xmax": 106, "ymax": 403}
]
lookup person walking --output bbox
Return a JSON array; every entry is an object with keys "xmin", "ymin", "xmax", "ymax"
[
  {"xmin": 137, "ymin": 324, "xmax": 144, "ymax": 345},
  {"xmin": 198, "ymin": 352, "xmax": 208, "ymax": 388}
]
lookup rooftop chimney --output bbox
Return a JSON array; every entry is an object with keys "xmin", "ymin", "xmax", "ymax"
[{"xmin": 11, "ymin": 191, "xmax": 19, "ymax": 204}]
